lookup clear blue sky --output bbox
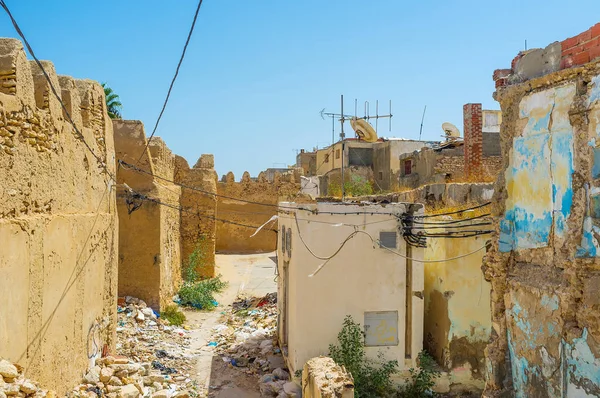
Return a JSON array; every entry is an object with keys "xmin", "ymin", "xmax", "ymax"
[{"xmin": 1, "ymin": 1, "xmax": 598, "ymax": 178}]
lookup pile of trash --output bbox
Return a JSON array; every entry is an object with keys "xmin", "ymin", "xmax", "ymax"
[
  {"xmin": 209, "ymin": 293, "xmax": 302, "ymax": 397},
  {"xmin": 110, "ymin": 296, "xmax": 197, "ymax": 396},
  {"xmin": 70, "ymin": 355, "xmax": 189, "ymax": 398},
  {"xmin": 0, "ymin": 358, "xmax": 52, "ymax": 397}
]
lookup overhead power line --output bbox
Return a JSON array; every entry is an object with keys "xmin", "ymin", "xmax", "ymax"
[
  {"xmin": 135, "ymin": 0, "xmax": 204, "ymax": 165},
  {"xmin": 0, "ymin": 0, "xmax": 114, "ymax": 180}
]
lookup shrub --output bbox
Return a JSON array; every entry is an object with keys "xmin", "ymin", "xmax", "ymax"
[
  {"xmin": 329, "ymin": 315, "xmax": 399, "ymax": 398},
  {"xmin": 178, "ymin": 236, "xmax": 228, "ymax": 310},
  {"xmin": 160, "ymin": 304, "xmax": 186, "ymax": 326},
  {"xmin": 397, "ymin": 351, "xmax": 440, "ymax": 398},
  {"xmin": 178, "ymin": 275, "xmax": 227, "ymax": 310}
]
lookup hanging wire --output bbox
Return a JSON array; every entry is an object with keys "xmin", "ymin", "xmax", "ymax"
[
  {"xmin": 135, "ymin": 0, "xmax": 204, "ymax": 166},
  {"xmin": 0, "ymin": 0, "xmax": 114, "ymax": 181}
]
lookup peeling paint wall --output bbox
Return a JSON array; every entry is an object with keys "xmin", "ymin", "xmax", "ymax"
[
  {"xmin": 424, "ymin": 220, "xmax": 491, "ymax": 392},
  {"xmin": 485, "ymin": 51, "xmax": 600, "ymax": 396}
]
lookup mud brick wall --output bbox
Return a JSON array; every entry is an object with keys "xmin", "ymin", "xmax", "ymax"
[
  {"xmin": 114, "ymin": 121, "xmax": 182, "ymax": 310},
  {"xmin": 176, "ymin": 154, "xmax": 218, "ymax": 278},
  {"xmin": 215, "ymin": 171, "xmax": 304, "ymax": 253},
  {"xmin": 0, "ymin": 38, "xmax": 118, "ymax": 394},
  {"xmin": 485, "ymin": 22, "xmax": 600, "ymax": 397}
]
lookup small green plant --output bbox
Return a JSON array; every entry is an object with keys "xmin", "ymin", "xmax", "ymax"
[
  {"xmin": 397, "ymin": 351, "xmax": 440, "ymax": 398},
  {"xmin": 327, "ymin": 175, "xmax": 374, "ymax": 198},
  {"xmin": 178, "ymin": 237, "xmax": 228, "ymax": 310},
  {"xmin": 329, "ymin": 315, "xmax": 399, "ymax": 398},
  {"xmin": 160, "ymin": 304, "xmax": 186, "ymax": 326}
]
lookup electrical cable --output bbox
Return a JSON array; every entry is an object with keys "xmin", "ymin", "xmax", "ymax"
[
  {"xmin": 135, "ymin": 0, "xmax": 203, "ymax": 166},
  {"xmin": 0, "ymin": 0, "xmax": 115, "ymax": 181},
  {"xmin": 407, "ymin": 213, "xmax": 491, "ymax": 225},
  {"xmin": 413, "ymin": 202, "xmax": 491, "ymax": 218},
  {"xmin": 122, "ymin": 187, "xmax": 276, "ymax": 232}
]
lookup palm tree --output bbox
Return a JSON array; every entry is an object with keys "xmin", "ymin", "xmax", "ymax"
[{"xmin": 101, "ymin": 82, "xmax": 122, "ymax": 119}]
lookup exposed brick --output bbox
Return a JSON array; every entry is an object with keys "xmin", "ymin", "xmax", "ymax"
[
  {"xmin": 562, "ymin": 36, "xmax": 578, "ymax": 50},
  {"xmin": 573, "ymin": 51, "xmax": 591, "ymax": 65},
  {"xmin": 578, "ymin": 29, "xmax": 593, "ymax": 44},
  {"xmin": 590, "ymin": 45, "xmax": 600, "ymax": 61},
  {"xmin": 582, "ymin": 38, "xmax": 600, "ymax": 51},
  {"xmin": 493, "ymin": 68, "xmax": 512, "ymax": 81},
  {"xmin": 560, "ymin": 56, "xmax": 574, "ymax": 70},
  {"xmin": 592, "ymin": 23, "xmax": 600, "ymax": 39},
  {"xmin": 463, "ymin": 103, "xmax": 483, "ymax": 179},
  {"xmin": 511, "ymin": 53, "xmax": 523, "ymax": 70},
  {"xmin": 495, "ymin": 78, "xmax": 508, "ymax": 89}
]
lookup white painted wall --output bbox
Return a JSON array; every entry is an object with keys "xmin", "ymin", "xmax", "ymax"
[{"xmin": 277, "ymin": 202, "xmax": 425, "ymax": 374}]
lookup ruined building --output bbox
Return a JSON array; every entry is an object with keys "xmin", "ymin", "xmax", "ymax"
[
  {"xmin": 485, "ymin": 22, "xmax": 600, "ymax": 396},
  {"xmin": 0, "ymin": 38, "xmax": 118, "ymax": 393},
  {"xmin": 398, "ymin": 106, "xmax": 502, "ymax": 190}
]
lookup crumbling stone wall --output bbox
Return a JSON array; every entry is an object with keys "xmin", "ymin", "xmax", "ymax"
[
  {"xmin": 0, "ymin": 38, "xmax": 118, "ymax": 394},
  {"xmin": 302, "ymin": 357, "xmax": 354, "ymax": 398},
  {"xmin": 485, "ymin": 23, "xmax": 600, "ymax": 397},
  {"xmin": 114, "ymin": 121, "xmax": 182, "ymax": 310},
  {"xmin": 176, "ymin": 154, "xmax": 217, "ymax": 277},
  {"xmin": 216, "ymin": 171, "xmax": 304, "ymax": 253}
]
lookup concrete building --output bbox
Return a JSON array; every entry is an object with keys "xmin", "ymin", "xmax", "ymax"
[
  {"xmin": 316, "ymin": 138, "xmax": 436, "ymax": 195},
  {"xmin": 276, "ymin": 202, "xmax": 425, "ymax": 375},
  {"xmin": 296, "ymin": 149, "xmax": 317, "ymax": 176}
]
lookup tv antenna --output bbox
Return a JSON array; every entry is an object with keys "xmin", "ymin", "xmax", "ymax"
[{"xmin": 320, "ymin": 96, "xmax": 393, "ymax": 145}]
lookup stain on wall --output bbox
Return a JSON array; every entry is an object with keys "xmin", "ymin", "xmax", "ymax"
[
  {"xmin": 485, "ymin": 47, "xmax": 600, "ymax": 396},
  {"xmin": 0, "ymin": 38, "xmax": 117, "ymax": 394}
]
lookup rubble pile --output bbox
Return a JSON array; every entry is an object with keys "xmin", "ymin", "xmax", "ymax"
[
  {"xmin": 0, "ymin": 358, "xmax": 52, "ymax": 398},
  {"xmin": 106, "ymin": 296, "xmax": 197, "ymax": 397},
  {"xmin": 210, "ymin": 293, "xmax": 302, "ymax": 397}
]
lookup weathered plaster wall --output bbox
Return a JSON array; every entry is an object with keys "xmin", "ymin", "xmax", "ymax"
[
  {"xmin": 278, "ymin": 202, "xmax": 425, "ymax": 375},
  {"xmin": 114, "ymin": 121, "xmax": 182, "ymax": 309},
  {"xmin": 176, "ymin": 154, "xmax": 217, "ymax": 278},
  {"xmin": 424, "ymin": 221, "xmax": 491, "ymax": 392},
  {"xmin": 0, "ymin": 38, "xmax": 117, "ymax": 394},
  {"xmin": 215, "ymin": 171, "xmax": 304, "ymax": 253},
  {"xmin": 485, "ymin": 42, "xmax": 600, "ymax": 396}
]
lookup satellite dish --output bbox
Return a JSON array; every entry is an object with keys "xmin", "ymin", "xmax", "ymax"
[
  {"xmin": 441, "ymin": 122, "xmax": 460, "ymax": 140},
  {"xmin": 350, "ymin": 117, "xmax": 378, "ymax": 143}
]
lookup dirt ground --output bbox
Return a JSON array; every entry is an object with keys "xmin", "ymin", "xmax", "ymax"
[{"xmin": 185, "ymin": 252, "xmax": 278, "ymax": 398}]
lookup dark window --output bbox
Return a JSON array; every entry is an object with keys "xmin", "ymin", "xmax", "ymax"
[
  {"xmin": 379, "ymin": 231, "xmax": 397, "ymax": 249},
  {"xmin": 281, "ymin": 226, "xmax": 286, "ymax": 254},
  {"xmin": 404, "ymin": 160, "xmax": 412, "ymax": 176},
  {"xmin": 336, "ymin": 149, "xmax": 341, "ymax": 159},
  {"xmin": 378, "ymin": 171, "xmax": 383, "ymax": 180},
  {"xmin": 325, "ymin": 154, "xmax": 330, "ymax": 163},
  {"xmin": 286, "ymin": 228, "xmax": 292, "ymax": 255},
  {"xmin": 348, "ymin": 148, "xmax": 373, "ymax": 166}
]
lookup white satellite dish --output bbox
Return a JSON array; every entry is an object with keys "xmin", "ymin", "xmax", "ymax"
[
  {"xmin": 350, "ymin": 117, "xmax": 378, "ymax": 143},
  {"xmin": 441, "ymin": 122, "xmax": 461, "ymax": 140}
]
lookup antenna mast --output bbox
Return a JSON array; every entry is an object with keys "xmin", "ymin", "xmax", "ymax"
[{"xmin": 419, "ymin": 105, "xmax": 427, "ymax": 140}]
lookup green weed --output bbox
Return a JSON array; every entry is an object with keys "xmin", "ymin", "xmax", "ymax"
[{"xmin": 160, "ymin": 304, "xmax": 186, "ymax": 326}]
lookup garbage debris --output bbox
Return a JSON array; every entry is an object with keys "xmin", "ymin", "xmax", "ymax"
[{"xmin": 208, "ymin": 293, "xmax": 301, "ymax": 397}]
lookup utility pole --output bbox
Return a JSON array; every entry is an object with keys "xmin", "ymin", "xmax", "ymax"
[{"xmin": 341, "ymin": 94, "xmax": 345, "ymax": 201}]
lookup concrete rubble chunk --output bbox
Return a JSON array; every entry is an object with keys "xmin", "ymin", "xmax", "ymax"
[
  {"xmin": 82, "ymin": 366, "xmax": 101, "ymax": 384},
  {"xmin": 100, "ymin": 367, "xmax": 115, "ymax": 383},
  {"xmin": 0, "ymin": 360, "xmax": 18, "ymax": 380},
  {"xmin": 151, "ymin": 389, "xmax": 171, "ymax": 398},
  {"xmin": 18, "ymin": 381, "xmax": 36, "ymax": 395},
  {"xmin": 2, "ymin": 384, "xmax": 19, "ymax": 396},
  {"xmin": 117, "ymin": 384, "xmax": 140, "ymax": 398}
]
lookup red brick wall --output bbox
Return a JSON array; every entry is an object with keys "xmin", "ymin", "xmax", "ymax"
[
  {"xmin": 464, "ymin": 103, "xmax": 483, "ymax": 179},
  {"xmin": 494, "ymin": 22, "xmax": 600, "ymax": 88}
]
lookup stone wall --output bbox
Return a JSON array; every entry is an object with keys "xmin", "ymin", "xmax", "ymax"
[
  {"xmin": 301, "ymin": 357, "xmax": 354, "ymax": 398},
  {"xmin": 0, "ymin": 39, "xmax": 118, "ymax": 393},
  {"xmin": 175, "ymin": 154, "xmax": 218, "ymax": 278},
  {"xmin": 485, "ymin": 23, "xmax": 600, "ymax": 397},
  {"xmin": 215, "ymin": 171, "xmax": 304, "ymax": 253},
  {"xmin": 114, "ymin": 121, "xmax": 182, "ymax": 310}
]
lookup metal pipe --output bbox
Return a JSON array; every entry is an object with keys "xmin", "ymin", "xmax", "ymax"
[{"xmin": 341, "ymin": 94, "xmax": 345, "ymax": 201}]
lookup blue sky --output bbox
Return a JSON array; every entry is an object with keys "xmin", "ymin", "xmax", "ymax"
[{"xmin": 1, "ymin": 1, "xmax": 598, "ymax": 177}]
